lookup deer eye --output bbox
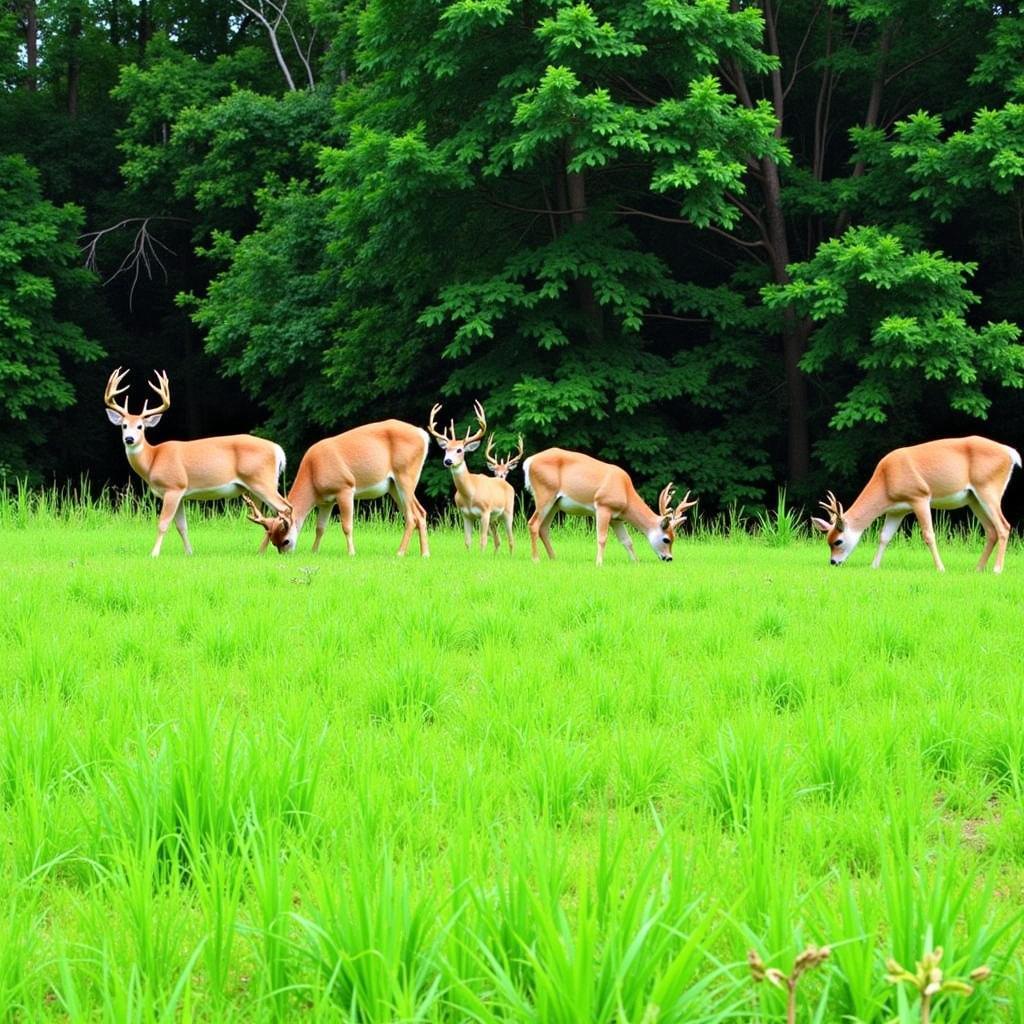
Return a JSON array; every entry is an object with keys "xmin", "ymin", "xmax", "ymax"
[
  {"xmin": 832, "ymin": 539, "xmax": 843, "ymax": 548},
  {"xmin": 663, "ymin": 536, "xmax": 670, "ymax": 544}
]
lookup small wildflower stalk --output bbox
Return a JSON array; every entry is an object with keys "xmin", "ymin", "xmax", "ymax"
[
  {"xmin": 885, "ymin": 947, "xmax": 991, "ymax": 1024},
  {"xmin": 749, "ymin": 945, "xmax": 831, "ymax": 1024}
]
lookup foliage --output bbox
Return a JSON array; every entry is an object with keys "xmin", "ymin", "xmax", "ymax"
[
  {"xmin": 0, "ymin": 155, "xmax": 102, "ymax": 478},
  {"xmin": 764, "ymin": 226, "xmax": 1024, "ymax": 472}
]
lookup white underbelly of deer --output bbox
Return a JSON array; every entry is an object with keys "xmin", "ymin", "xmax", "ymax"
[
  {"xmin": 184, "ymin": 481, "xmax": 245, "ymax": 501},
  {"xmin": 931, "ymin": 489, "xmax": 971, "ymax": 509},
  {"xmin": 355, "ymin": 478, "xmax": 391, "ymax": 500},
  {"xmin": 557, "ymin": 495, "xmax": 595, "ymax": 515}
]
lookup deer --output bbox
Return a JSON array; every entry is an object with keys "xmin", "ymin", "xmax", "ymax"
[
  {"xmin": 523, "ymin": 448, "xmax": 697, "ymax": 565},
  {"xmin": 810, "ymin": 436, "xmax": 1022, "ymax": 573},
  {"xmin": 427, "ymin": 402, "xmax": 516, "ymax": 553},
  {"xmin": 104, "ymin": 367, "xmax": 291, "ymax": 557},
  {"xmin": 485, "ymin": 433, "xmax": 524, "ymax": 480},
  {"xmin": 241, "ymin": 420, "xmax": 431, "ymax": 557}
]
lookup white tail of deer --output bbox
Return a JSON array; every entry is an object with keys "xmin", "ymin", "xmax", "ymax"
[
  {"xmin": 523, "ymin": 447, "xmax": 696, "ymax": 565},
  {"xmin": 427, "ymin": 402, "xmax": 516, "ymax": 553},
  {"xmin": 811, "ymin": 436, "xmax": 1021, "ymax": 572},
  {"xmin": 104, "ymin": 367, "xmax": 290, "ymax": 557},
  {"xmin": 243, "ymin": 420, "xmax": 430, "ymax": 556}
]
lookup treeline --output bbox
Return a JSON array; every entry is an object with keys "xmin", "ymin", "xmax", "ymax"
[{"xmin": 4, "ymin": 0, "xmax": 1024, "ymax": 510}]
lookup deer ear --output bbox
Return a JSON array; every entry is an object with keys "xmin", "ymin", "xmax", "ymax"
[
  {"xmin": 106, "ymin": 408, "xmax": 124, "ymax": 425},
  {"xmin": 142, "ymin": 413, "xmax": 162, "ymax": 428},
  {"xmin": 434, "ymin": 436, "xmax": 448, "ymax": 450},
  {"xmin": 660, "ymin": 514, "xmax": 672, "ymax": 530},
  {"xmin": 465, "ymin": 440, "xmax": 481, "ymax": 452},
  {"xmin": 810, "ymin": 516, "xmax": 832, "ymax": 534}
]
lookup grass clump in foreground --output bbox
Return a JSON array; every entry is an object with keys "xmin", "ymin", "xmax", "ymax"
[{"xmin": 1, "ymin": 497, "xmax": 1023, "ymax": 1021}]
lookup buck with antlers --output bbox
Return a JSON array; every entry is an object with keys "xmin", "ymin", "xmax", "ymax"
[
  {"xmin": 427, "ymin": 402, "xmax": 516, "ymax": 552},
  {"xmin": 523, "ymin": 448, "xmax": 697, "ymax": 565},
  {"xmin": 811, "ymin": 436, "xmax": 1021, "ymax": 572},
  {"xmin": 104, "ymin": 367, "xmax": 291, "ymax": 557},
  {"xmin": 485, "ymin": 434, "xmax": 524, "ymax": 481},
  {"xmin": 242, "ymin": 420, "xmax": 430, "ymax": 556}
]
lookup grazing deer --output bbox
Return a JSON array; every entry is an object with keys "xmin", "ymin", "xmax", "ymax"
[
  {"xmin": 427, "ymin": 402, "xmax": 516, "ymax": 553},
  {"xmin": 242, "ymin": 420, "xmax": 430, "ymax": 556},
  {"xmin": 485, "ymin": 434, "xmax": 524, "ymax": 480},
  {"xmin": 104, "ymin": 367, "xmax": 290, "ymax": 557},
  {"xmin": 811, "ymin": 436, "xmax": 1022, "ymax": 572},
  {"xmin": 523, "ymin": 448, "xmax": 697, "ymax": 565}
]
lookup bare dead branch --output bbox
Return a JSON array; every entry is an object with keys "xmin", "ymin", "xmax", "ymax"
[
  {"xmin": 234, "ymin": 0, "xmax": 316, "ymax": 91},
  {"xmin": 79, "ymin": 217, "xmax": 187, "ymax": 311}
]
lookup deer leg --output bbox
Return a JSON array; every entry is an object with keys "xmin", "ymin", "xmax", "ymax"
[
  {"xmin": 538, "ymin": 509, "xmax": 557, "ymax": 560},
  {"xmin": 490, "ymin": 520, "xmax": 501, "ymax": 552},
  {"xmin": 912, "ymin": 500, "xmax": 945, "ymax": 572},
  {"xmin": 966, "ymin": 495, "xmax": 998, "ymax": 571},
  {"xmin": 528, "ymin": 492, "xmax": 558, "ymax": 561},
  {"xmin": 972, "ymin": 488, "xmax": 1011, "ymax": 573},
  {"xmin": 871, "ymin": 512, "xmax": 906, "ymax": 569},
  {"xmin": 311, "ymin": 504, "xmax": 331, "ymax": 553},
  {"xmin": 412, "ymin": 495, "xmax": 430, "ymax": 557},
  {"xmin": 337, "ymin": 491, "xmax": 356, "ymax": 556},
  {"xmin": 152, "ymin": 491, "xmax": 185, "ymax": 557},
  {"xmin": 479, "ymin": 509, "xmax": 492, "ymax": 551},
  {"xmin": 389, "ymin": 481, "xmax": 417, "ymax": 557},
  {"xmin": 462, "ymin": 513, "xmax": 473, "ymax": 549},
  {"xmin": 611, "ymin": 520, "xmax": 636, "ymax": 562},
  {"xmin": 595, "ymin": 506, "xmax": 613, "ymax": 566},
  {"xmin": 173, "ymin": 501, "xmax": 193, "ymax": 556},
  {"xmin": 504, "ymin": 508, "xmax": 515, "ymax": 555}
]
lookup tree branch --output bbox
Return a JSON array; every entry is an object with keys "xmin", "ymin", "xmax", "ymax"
[{"xmin": 79, "ymin": 217, "xmax": 189, "ymax": 311}]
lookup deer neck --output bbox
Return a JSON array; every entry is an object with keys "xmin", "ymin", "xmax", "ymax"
[
  {"xmin": 846, "ymin": 474, "xmax": 892, "ymax": 531},
  {"xmin": 622, "ymin": 490, "xmax": 660, "ymax": 534},
  {"xmin": 284, "ymin": 464, "xmax": 319, "ymax": 537},
  {"xmin": 125, "ymin": 440, "xmax": 156, "ymax": 481},
  {"xmin": 449, "ymin": 461, "xmax": 480, "ymax": 502}
]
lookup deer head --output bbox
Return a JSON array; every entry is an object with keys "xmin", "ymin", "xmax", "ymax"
[
  {"xmin": 427, "ymin": 401, "xmax": 487, "ymax": 469},
  {"xmin": 811, "ymin": 491, "xmax": 854, "ymax": 565},
  {"xmin": 104, "ymin": 367, "xmax": 171, "ymax": 451},
  {"xmin": 242, "ymin": 494, "xmax": 294, "ymax": 553},
  {"xmin": 650, "ymin": 484, "xmax": 698, "ymax": 561},
  {"xmin": 485, "ymin": 434, "xmax": 524, "ymax": 479}
]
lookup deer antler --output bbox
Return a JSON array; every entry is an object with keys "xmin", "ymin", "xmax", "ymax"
[
  {"xmin": 141, "ymin": 370, "xmax": 171, "ymax": 418},
  {"xmin": 104, "ymin": 367, "xmax": 132, "ymax": 417},
  {"xmin": 242, "ymin": 493, "xmax": 270, "ymax": 526},
  {"xmin": 658, "ymin": 483, "xmax": 697, "ymax": 526},
  {"xmin": 506, "ymin": 434, "xmax": 524, "ymax": 470},
  {"xmin": 819, "ymin": 490, "xmax": 846, "ymax": 530},
  {"xmin": 427, "ymin": 403, "xmax": 454, "ymax": 443},
  {"xmin": 464, "ymin": 400, "xmax": 486, "ymax": 445},
  {"xmin": 485, "ymin": 434, "xmax": 499, "ymax": 470},
  {"xmin": 243, "ymin": 493, "xmax": 293, "ymax": 530}
]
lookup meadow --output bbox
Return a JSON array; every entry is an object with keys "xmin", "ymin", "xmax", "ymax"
[{"xmin": 1, "ymin": 486, "xmax": 1023, "ymax": 1022}]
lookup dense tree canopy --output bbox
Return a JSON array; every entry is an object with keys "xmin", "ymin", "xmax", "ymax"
[{"xmin": 4, "ymin": 0, "xmax": 1024, "ymax": 512}]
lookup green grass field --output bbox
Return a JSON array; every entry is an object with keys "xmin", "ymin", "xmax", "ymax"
[{"xmin": 2, "ymin": 491, "xmax": 1024, "ymax": 1022}]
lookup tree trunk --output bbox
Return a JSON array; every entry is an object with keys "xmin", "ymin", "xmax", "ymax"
[
  {"xmin": 67, "ymin": 3, "xmax": 82, "ymax": 117},
  {"xmin": 563, "ymin": 142, "xmax": 603, "ymax": 343},
  {"xmin": 761, "ymin": 153, "xmax": 811, "ymax": 482},
  {"xmin": 139, "ymin": 0, "xmax": 153, "ymax": 55},
  {"xmin": 24, "ymin": 0, "xmax": 37, "ymax": 91},
  {"xmin": 834, "ymin": 22, "xmax": 895, "ymax": 236}
]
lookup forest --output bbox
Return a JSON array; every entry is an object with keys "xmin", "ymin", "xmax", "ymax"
[{"xmin": 5, "ymin": 0, "xmax": 1024, "ymax": 511}]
